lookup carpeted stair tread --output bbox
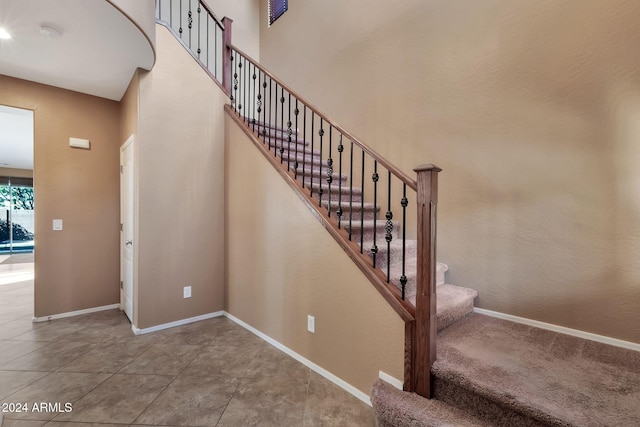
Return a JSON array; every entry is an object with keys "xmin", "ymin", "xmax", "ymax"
[
  {"xmin": 321, "ymin": 199, "xmax": 379, "ymax": 220},
  {"xmin": 406, "ymin": 285, "xmax": 477, "ymax": 331},
  {"xmin": 307, "ymin": 182, "xmax": 363, "ymax": 202},
  {"xmin": 432, "ymin": 313, "xmax": 640, "ymax": 426},
  {"xmin": 295, "ymin": 167, "xmax": 347, "ymax": 184},
  {"xmin": 371, "ymin": 379, "xmax": 490, "ymax": 427},
  {"xmin": 245, "ymin": 117, "xmax": 299, "ymax": 133}
]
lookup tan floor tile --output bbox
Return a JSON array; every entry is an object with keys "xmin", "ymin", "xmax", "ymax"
[
  {"xmin": 216, "ymin": 375, "xmax": 308, "ymax": 426},
  {"xmin": 58, "ymin": 341, "xmax": 151, "ymax": 374},
  {"xmin": 1, "ymin": 372, "xmax": 111, "ymax": 421},
  {"xmin": 0, "ymin": 341, "xmax": 91, "ymax": 371},
  {"xmin": 44, "ymin": 423, "xmax": 124, "ymax": 427},
  {"xmin": 52, "ymin": 374, "xmax": 173, "ymax": 424},
  {"xmin": 208, "ymin": 326, "xmax": 266, "ymax": 348},
  {"xmin": 179, "ymin": 345, "xmax": 256, "ymax": 378},
  {"xmin": 245, "ymin": 346, "xmax": 311, "ymax": 379},
  {"xmin": 0, "ymin": 341, "xmax": 49, "ymax": 366},
  {"xmin": 118, "ymin": 344, "xmax": 203, "ymax": 376},
  {"xmin": 1, "ymin": 420, "xmax": 47, "ymax": 427},
  {"xmin": 134, "ymin": 375, "xmax": 238, "ymax": 426},
  {"xmin": 0, "ymin": 371, "xmax": 48, "ymax": 400},
  {"xmin": 303, "ymin": 373, "xmax": 374, "ymax": 426}
]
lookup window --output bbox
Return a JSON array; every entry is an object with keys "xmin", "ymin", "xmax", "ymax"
[{"xmin": 268, "ymin": 0, "xmax": 288, "ymax": 26}]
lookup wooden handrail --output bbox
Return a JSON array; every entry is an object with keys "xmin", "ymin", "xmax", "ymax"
[{"xmin": 228, "ymin": 44, "xmax": 418, "ymax": 192}]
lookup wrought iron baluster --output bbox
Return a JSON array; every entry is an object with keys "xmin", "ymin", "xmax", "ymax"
[
  {"xmin": 262, "ymin": 78, "xmax": 267, "ymax": 144},
  {"xmin": 252, "ymin": 65, "xmax": 257, "ymax": 131},
  {"xmin": 231, "ymin": 52, "xmax": 237, "ymax": 110},
  {"xmin": 179, "ymin": 0, "xmax": 183, "ymax": 37},
  {"xmin": 287, "ymin": 92, "xmax": 292, "ymax": 171},
  {"xmin": 279, "ymin": 87, "xmax": 285, "ymax": 163},
  {"xmin": 256, "ymin": 71, "xmax": 262, "ymax": 135},
  {"xmin": 268, "ymin": 79, "xmax": 273, "ymax": 150},
  {"xmin": 385, "ymin": 171, "xmax": 393, "ymax": 283},
  {"xmin": 237, "ymin": 59, "xmax": 243, "ymax": 115},
  {"xmin": 310, "ymin": 112, "xmax": 315, "ymax": 197},
  {"xmin": 349, "ymin": 141, "xmax": 354, "ymax": 240},
  {"xmin": 327, "ymin": 126, "xmax": 333, "ymax": 216},
  {"xmin": 400, "ymin": 184, "xmax": 408, "ymax": 300},
  {"xmin": 360, "ymin": 150, "xmax": 365, "ymax": 253},
  {"xmin": 372, "ymin": 161, "xmax": 379, "ymax": 268},
  {"xmin": 337, "ymin": 135, "xmax": 343, "ymax": 228},
  {"xmin": 205, "ymin": 11, "xmax": 209, "ymax": 67},
  {"xmin": 318, "ymin": 119, "xmax": 324, "ymax": 207},
  {"xmin": 294, "ymin": 99, "xmax": 299, "ymax": 179},
  {"xmin": 197, "ymin": 3, "xmax": 202, "ymax": 57},
  {"xmin": 302, "ymin": 106, "xmax": 307, "ymax": 189},
  {"xmin": 188, "ymin": 0, "xmax": 192, "ymax": 48}
]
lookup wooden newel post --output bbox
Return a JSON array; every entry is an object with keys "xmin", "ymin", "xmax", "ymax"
[
  {"xmin": 412, "ymin": 163, "xmax": 442, "ymax": 399},
  {"xmin": 221, "ymin": 17, "xmax": 233, "ymax": 96}
]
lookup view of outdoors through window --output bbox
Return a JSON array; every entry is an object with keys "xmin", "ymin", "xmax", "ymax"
[{"xmin": 0, "ymin": 181, "xmax": 34, "ymax": 253}]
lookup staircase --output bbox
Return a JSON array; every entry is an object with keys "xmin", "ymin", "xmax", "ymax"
[
  {"xmin": 245, "ymin": 119, "xmax": 478, "ymax": 333},
  {"xmin": 156, "ymin": 2, "xmax": 640, "ymax": 425}
]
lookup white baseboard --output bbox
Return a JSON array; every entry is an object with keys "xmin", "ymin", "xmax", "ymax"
[
  {"xmin": 32, "ymin": 303, "xmax": 120, "ymax": 323},
  {"xmin": 223, "ymin": 311, "xmax": 372, "ymax": 406},
  {"xmin": 474, "ymin": 307, "xmax": 640, "ymax": 352},
  {"xmin": 378, "ymin": 371, "xmax": 403, "ymax": 390},
  {"xmin": 131, "ymin": 311, "xmax": 225, "ymax": 335}
]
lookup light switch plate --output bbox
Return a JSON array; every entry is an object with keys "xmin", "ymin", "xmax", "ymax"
[
  {"xmin": 52, "ymin": 219, "xmax": 63, "ymax": 231},
  {"xmin": 183, "ymin": 286, "xmax": 192, "ymax": 298}
]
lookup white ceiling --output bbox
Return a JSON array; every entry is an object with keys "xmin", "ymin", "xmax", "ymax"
[{"xmin": 0, "ymin": 0, "xmax": 155, "ymax": 171}]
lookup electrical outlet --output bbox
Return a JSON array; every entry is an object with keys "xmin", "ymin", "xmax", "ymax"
[
  {"xmin": 307, "ymin": 315, "xmax": 315, "ymax": 333},
  {"xmin": 183, "ymin": 286, "xmax": 192, "ymax": 298}
]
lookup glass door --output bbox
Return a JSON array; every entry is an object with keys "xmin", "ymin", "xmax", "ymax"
[{"xmin": 0, "ymin": 178, "xmax": 34, "ymax": 254}]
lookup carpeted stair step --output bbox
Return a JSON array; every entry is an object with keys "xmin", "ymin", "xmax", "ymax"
[
  {"xmin": 344, "ymin": 219, "xmax": 401, "ymax": 243},
  {"xmin": 245, "ymin": 118, "xmax": 299, "ymax": 133},
  {"xmin": 371, "ymin": 379, "xmax": 489, "ymax": 427},
  {"xmin": 295, "ymin": 167, "xmax": 347, "ymax": 185},
  {"xmin": 384, "ymin": 260, "xmax": 449, "ymax": 298},
  {"xmin": 431, "ymin": 313, "xmax": 640, "ymax": 426},
  {"xmin": 278, "ymin": 151, "xmax": 322, "ymax": 166},
  {"xmin": 308, "ymin": 182, "xmax": 363, "ymax": 203},
  {"xmin": 257, "ymin": 134, "xmax": 309, "ymax": 150},
  {"xmin": 369, "ymin": 239, "xmax": 417, "ymax": 267},
  {"xmin": 252, "ymin": 128, "xmax": 310, "ymax": 145},
  {"xmin": 406, "ymin": 284, "xmax": 477, "ymax": 331},
  {"xmin": 320, "ymin": 200, "xmax": 379, "ymax": 221}
]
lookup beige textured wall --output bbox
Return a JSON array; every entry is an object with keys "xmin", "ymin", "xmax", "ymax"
[
  {"xmin": 0, "ymin": 168, "xmax": 33, "ymax": 178},
  {"xmin": 0, "ymin": 75, "xmax": 121, "ymax": 317},
  {"xmin": 119, "ymin": 71, "xmax": 140, "ymax": 326},
  {"xmin": 225, "ymin": 113, "xmax": 405, "ymax": 394},
  {"xmin": 136, "ymin": 25, "xmax": 226, "ymax": 329},
  {"xmin": 204, "ymin": 0, "xmax": 260, "ymax": 60},
  {"xmin": 259, "ymin": 0, "xmax": 640, "ymax": 343}
]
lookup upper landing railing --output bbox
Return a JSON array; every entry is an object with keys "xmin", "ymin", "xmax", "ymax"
[{"xmin": 155, "ymin": 0, "xmax": 440, "ymax": 399}]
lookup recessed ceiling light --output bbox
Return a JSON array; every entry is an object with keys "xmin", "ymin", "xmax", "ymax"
[
  {"xmin": 40, "ymin": 23, "xmax": 63, "ymax": 39},
  {"xmin": 0, "ymin": 28, "xmax": 11, "ymax": 40}
]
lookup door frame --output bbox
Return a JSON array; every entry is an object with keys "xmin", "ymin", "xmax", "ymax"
[{"xmin": 120, "ymin": 134, "xmax": 136, "ymax": 323}]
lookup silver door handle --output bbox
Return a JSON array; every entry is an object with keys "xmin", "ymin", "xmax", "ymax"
[{"xmin": 125, "ymin": 240, "xmax": 133, "ymax": 246}]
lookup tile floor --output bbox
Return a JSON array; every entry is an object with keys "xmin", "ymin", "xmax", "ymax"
[{"xmin": 0, "ymin": 263, "xmax": 375, "ymax": 426}]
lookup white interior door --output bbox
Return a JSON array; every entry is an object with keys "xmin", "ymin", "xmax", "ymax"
[{"xmin": 120, "ymin": 136, "xmax": 135, "ymax": 322}]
